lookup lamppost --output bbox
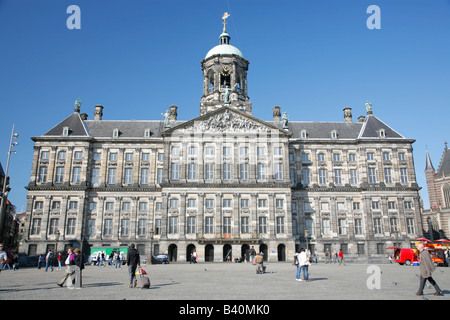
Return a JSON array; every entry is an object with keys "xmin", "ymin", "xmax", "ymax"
[
  {"xmin": 148, "ymin": 229, "xmax": 154, "ymax": 265},
  {"xmin": 0, "ymin": 124, "xmax": 19, "ymax": 243},
  {"xmin": 304, "ymin": 228, "xmax": 310, "ymax": 251}
]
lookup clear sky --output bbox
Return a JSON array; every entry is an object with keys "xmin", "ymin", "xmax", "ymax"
[{"xmin": 0, "ymin": 0, "xmax": 449, "ymax": 212}]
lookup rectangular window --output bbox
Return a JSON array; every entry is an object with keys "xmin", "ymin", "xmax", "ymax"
[
  {"xmin": 169, "ymin": 217, "xmax": 178, "ymax": 234},
  {"xmin": 122, "ymin": 202, "xmax": 131, "ymax": 211},
  {"xmin": 259, "ymin": 217, "xmax": 267, "ymax": 234},
  {"xmin": 104, "ymin": 219, "xmax": 113, "ymax": 236},
  {"xmin": 223, "ymin": 147, "xmax": 231, "ymax": 156},
  {"xmin": 334, "ymin": 169, "xmax": 342, "ymax": 184},
  {"xmin": 333, "ymin": 153, "xmax": 341, "ymax": 162},
  {"xmin": 400, "ymin": 168, "xmax": 408, "ymax": 183},
  {"xmin": 171, "ymin": 146, "xmax": 180, "ymax": 156},
  {"xmin": 384, "ymin": 168, "xmax": 392, "ymax": 183},
  {"xmin": 354, "ymin": 219, "xmax": 363, "ymax": 235},
  {"xmin": 372, "ymin": 201, "xmax": 380, "ymax": 210},
  {"xmin": 274, "ymin": 163, "xmax": 283, "ymax": 180},
  {"xmin": 141, "ymin": 168, "xmax": 149, "ymax": 184},
  {"xmin": 367, "ymin": 152, "xmax": 374, "ymax": 161},
  {"xmin": 388, "ymin": 201, "xmax": 397, "ymax": 210},
  {"xmin": 398, "ymin": 153, "xmax": 406, "ymax": 161},
  {"xmin": 105, "ymin": 202, "xmax": 114, "ymax": 212},
  {"xmin": 404, "ymin": 201, "xmax": 413, "ymax": 210},
  {"xmin": 31, "ymin": 218, "xmax": 41, "ymax": 235},
  {"xmin": 58, "ymin": 151, "xmax": 66, "ymax": 160},
  {"xmin": 338, "ymin": 219, "xmax": 347, "ymax": 235},
  {"xmin": 317, "ymin": 153, "xmax": 325, "ymax": 162},
  {"xmin": 68, "ymin": 201, "xmax": 78, "ymax": 210},
  {"xmin": 273, "ymin": 147, "xmax": 282, "ymax": 156},
  {"xmin": 368, "ymin": 168, "xmax": 376, "ymax": 183},
  {"xmin": 93, "ymin": 152, "xmax": 101, "ymax": 161},
  {"xmin": 188, "ymin": 146, "xmax": 197, "ymax": 156},
  {"xmin": 205, "ymin": 217, "xmax": 214, "ymax": 234},
  {"xmin": 223, "ymin": 163, "xmax": 231, "ymax": 180},
  {"xmin": 223, "ymin": 217, "xmax": 231, "ymax": 234},
  {"xmin": 257, "ymin": 163, "xmax": 266, "ymax": 180},
  {"xmin": 302, "ymin": 153, "xmax": 310, "ymax": 162},
  {"xmin": 302, "ymin": 168, "xmax": 310, "ymax": 184},
  {"xmin": 108, "ymin": 168, "xmax": 116, "ymax": 184},
  {"xmin": 240, "ymin": 147, "xmax": 248, "ymax": 156},
  {"xmin": 353, "ymin": 202, "xmax": 360, "ymax": 210},
  {"xmin": 41, "ymin": 151, "xmax": 50, "ymax": 159},
  {"xmin": 407, "ymin": 218, "xmax": 415, "ymax": 234},
  {"xmin": 120, "ymin": 219, "xmax": 129, "ymax": 236},
  {"xmin": 257, "ymin": 147, "xmax": 266, "ymax": 156},
  {"xmin": 205, "ymin": 199, "xmax": 214, "ymax": 208},
  {"xmin": 109, "ymin": 152, "xmax": 117, "ymax": 161},
  {"xmin": 241, "ymin": 199, "xmax": 249, "ymax": 208},
  {"xmin": 91, "ymin": 168, "xmax": 100, "ymax": 185},
  {"xmin": 373, "ymin": 218, "xmax": 382, "ymax": 234},
  {"xmin": 71, "ymin": 167, "xmax": 81, "ymax": 183},
  {"xmin": 155, "ymin": 219, "xmax": 161, "ymax": 235},
  {"xmin": 205, "ymin": 163, "xmax": 214, "ymax": 180},
  {"xmin": 124, "ymin": 168, "xmax": 133, "ymax": 184},
  {"xmin": 38, "ymin": 166, "xmax": 47, "ymax": 183},
  {"xmin": 241, "ymin": 217, "xmax": 249, "ymax": 234},
  {"xmin": 258, "ymin": 199, "xmax": 267, "ymax": 208},
  {"xmin": 49, "ymin": 218, "xmax": 59, "ymax": 235},
  {"xmin": 390, "ymin": 218, "xmax": 398, "ymax": 233},
  {"xmin": 223, "ymin": 199, "xmax": 231, "ymax": 208},
  {"xmin": 141, "ymin": 153, "xmax": 150, "ymax": 161},
  {"xmin": 138, "ymin": 219, "xmax": 147, "ymax": 236},
  {"xmin": 205, "ymin": 147, "xmax": 214, "ymax": 155},
  {"xmin": 383, "ymin": 152, "xmax": 390, "ymax": 161},
  {"xmin": 73, "ymin": 151, "xmax": 83, "ymax": 160},
  {"xmin": 322, "ymin": 219, "xmax": 330, "ymax": 235},
  {"xmin": 240, "ymin": 163, "xmax": 248, "ymax": 180},
  {"xmin": 350, "ymin": 169, "xmax": 358, "ymax": 184},
  {"xmin": 67, "ymin": 218, "xmax": 76, "ymax": 235},
  {"xmin": 171, "ymin": 163, "xmax": 179, "ymax": 180},
  {"xmin": 319, "ymin": 169, "xmax": 327, "ymax": 184},
  {"xmin": 276, "ymin": 217, "xmax": 285, "ymax": 233},
  {"xmin": 188, "ymin": 163, "xmax": 197, "ymax": 179},
  {"xmin": 187, "ymin": 217, "xmax": 196, "ymax": 234},
  {"xmin": 348, "ymin": 153, "xmax": 356, "ymax": 162},
  {"xmin": 55, "ymin": 167, "xmax": 64, "ymax": 183},
  {"xmin": 87, "ymin": 219, "xmax": 95, "ymax": 236},
  {"xmin": 169, "ymin": 198, "xmax": 179, "ymax": 208},
  {"xmin": 187, "ymin": 199, "xmax": 196, "ymax": 208},
  {"xmin": 276, "ymin": 199, "xmax": 284, "ymax": 208},
  {"xmin": 157, "ymin": 168, "xmax": 163, "ymax": 184}
]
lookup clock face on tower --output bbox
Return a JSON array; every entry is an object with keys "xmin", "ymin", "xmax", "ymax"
[{"xmin": 220, "ymin": 65, "xmax": 231, "ymax": 76}]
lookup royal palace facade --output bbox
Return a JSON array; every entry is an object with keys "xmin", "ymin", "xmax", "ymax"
[{"xmin": 20, "ymin": 19, "xmax": 423, "ymax": 263}]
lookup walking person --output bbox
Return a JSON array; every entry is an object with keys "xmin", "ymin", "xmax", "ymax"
[
  {"xmin": 415, "ymin": 243, "xmax": 443, "ymax": 296},
  {"xmin": 298, "ymin": 248, "xmax": 311, "ymax": 282},
  {"xmin": 338, "ymin": 249, "xmax": 344, "ymax": 265},
  {"xmin": 254, "ymin": 252, "xmax": 264, "ymax": 274},
  {"xmin": 115, "ymin": 251, "xmax": 121, "ymax": 268},
  {"xmin": 0, "ymin": 244, "xmax": 7, "ymax": 273},
  {"xmin": 73, "ymin": 248, "xmax": 84, "ymax": 288},
  {"xmin": 45, "ymin": 250, "xmax": 54, "ymax": 272},
  {"xmin": 38, "ymin": 254, "xmax": 43, "ymax": 269},
  {"xmin": 294, "ymin": 250, "xmax": 301, "ymax": 281},
  {"xmin": 57, "ymin": 248, "xmax": 76, "ymax": 288},
  {"xmin": 445, "ymin": 248, "xmax": 450, "ymax": 267},
  {"xmin": 57, "ymin": 252, "xmax": 63, "ymax": 270},
  {"xmin": 325, "ymin": 248, "xmax": 331, "ymax": 264},
  {"xmin": 250, "ymin": 246, "xmax": 256, "ymax": 265},
  {"xmin": 127, "ymin": 243, "xmax": 140, "ymax": 288}
]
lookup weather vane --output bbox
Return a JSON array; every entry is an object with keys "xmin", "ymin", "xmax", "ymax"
[{"xmin": 222, "ymin": 12, "xmax": 230, "ymax": 32}]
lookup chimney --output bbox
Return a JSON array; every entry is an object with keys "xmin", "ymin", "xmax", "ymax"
[
  {"xmin": 94, "ymin": 105, "xmax": 104, "ymax": 120},
  {"xmin": 80, "ymin": 113, "xmax": 88, "ymax": 120},
  {"xmin": 273, "ymin": 106, "xmax": 281, "ymax": 122},
  {"xmin": 343, "ymin": 107, "xmax": 352, "ymax": 123},
  {"xmin": 169, "ymin": 105, "xmax": 178, "ymax": 121},
  {"xmin": 358, "ymin": 115, "xmax": 365, "ymax": 122}
]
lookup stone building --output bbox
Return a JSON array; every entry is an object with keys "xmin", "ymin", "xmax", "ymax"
[
  {"xmin": 422, "ymin": 142, "xmax": 450, "ymax": 240},
  {"xmin": 20, "ymin": 19, "xmax": 423, "ymax": 263}
]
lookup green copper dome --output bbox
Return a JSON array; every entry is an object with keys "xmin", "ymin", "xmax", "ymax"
[{"xmin": 205, "ymin": 32, "xmax": 244, "ymax": 60}]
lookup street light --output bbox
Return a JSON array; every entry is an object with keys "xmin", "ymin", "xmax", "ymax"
[{"xmin": 0, "ymin": 124, "xmax": 19, "ymax": 243}]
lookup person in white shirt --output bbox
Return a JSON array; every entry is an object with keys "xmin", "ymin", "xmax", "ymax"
[{"xmin": 297, "ymin": 248, "xmax": 311, "ymax": 282}]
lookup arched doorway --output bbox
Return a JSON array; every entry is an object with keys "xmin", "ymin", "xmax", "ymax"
[
  {"xmin": 241, "ymin": 244, "xmax": 250, "ymax": 261},
  {"xmin": 205, "ymin": 244, "xmax": 214, "ymax": 262},
  {"xmin": 186, "ymin": 244, "xmax": 196, "ymax": 262},
  {"xmin": 168, "ymin": 244, "xmax": 177, "ymax": 262},
  {"xmin": 277, "ymin": 244, "xmax": 286, "ymax": 261},
  {"xmin": 223, "ymin": 244, "xmax": 232, "ymax": 262},
  {"xmin": 259, "ymin": 243, "xmax": 268, "ymax": 261}
]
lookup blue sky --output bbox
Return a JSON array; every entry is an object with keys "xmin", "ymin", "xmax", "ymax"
[{"xmin": 0, "ymin": 0, "xmax": 449, "ymax": 212}]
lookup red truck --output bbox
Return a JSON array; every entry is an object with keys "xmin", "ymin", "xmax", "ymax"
[{"xmin": 391, "ymin": 247, "xmax": 418, "ymax": 266}]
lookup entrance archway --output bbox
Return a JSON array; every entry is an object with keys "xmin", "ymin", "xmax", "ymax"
[
  {"xmin": 259, "ymin": 243, "xmax": 268, "ymax": 261},
  {"xmin": 277, "ymin": 244, "xmax": 286, "ymax": 261},
  {"xmin": 186, "ymin": 244, "xmax": 196, "ymax": 262},
  {"xmin": 241, "ymin": 244, "xmax": 250, "ymax": 261},
  {"xmin": 168, "ymin": 244, "xmax": 177, "ymax": 262},
  {"xmin": 205, "ymin": 244, "xmax": 214, "ymax": 262},
  {"xmin": 223, "ymin": 244, "xmax": 232, "ymax": 262}
]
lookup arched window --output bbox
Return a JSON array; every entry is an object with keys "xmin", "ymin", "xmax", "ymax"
[{"xmin": 443, "ymin": 183, "xmax": 450, "ymax": 208}]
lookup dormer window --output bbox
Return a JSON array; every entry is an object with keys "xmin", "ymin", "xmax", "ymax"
[
  {"xmin": 62, "ymin": 126, "xmax": 69, "ymax": 136},
  {"xmin": 331, "ymin": 130, "xmax": 337, "ymax": 139},
  {"xmin": 144, "ymin": 129, "xmax": 152, "ymax": 138},
  {"xmin": 113, "ymin": 128, "xmax": 119, "ymax": 138},
  {"xmin": 301, "ymin": 130, "xmax": 308, "ymax": 139},
  {"xmin": 378, "ymin": 129, "xmax": 386, "ymax": 138}
]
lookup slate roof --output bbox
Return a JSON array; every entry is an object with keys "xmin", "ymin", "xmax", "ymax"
[
  {"xmin": 43, "ymin": 112, "xmax": 89, "ymax": 137},
  {"xmin": 436, "ymin": 146, "xmax": 450, "ymax": 178},
  {"xmin": 39, "ymin": 109, "xmax": 409, "ymax": 143}
]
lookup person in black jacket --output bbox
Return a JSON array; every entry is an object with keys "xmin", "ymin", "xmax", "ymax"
[
  {"xmin": 127, "ymin": 243, "xmax": 140, "ymax": 288},
  {"xmin": 72, "ymin": 248, "xmax": 84, "ymax": 289}
]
